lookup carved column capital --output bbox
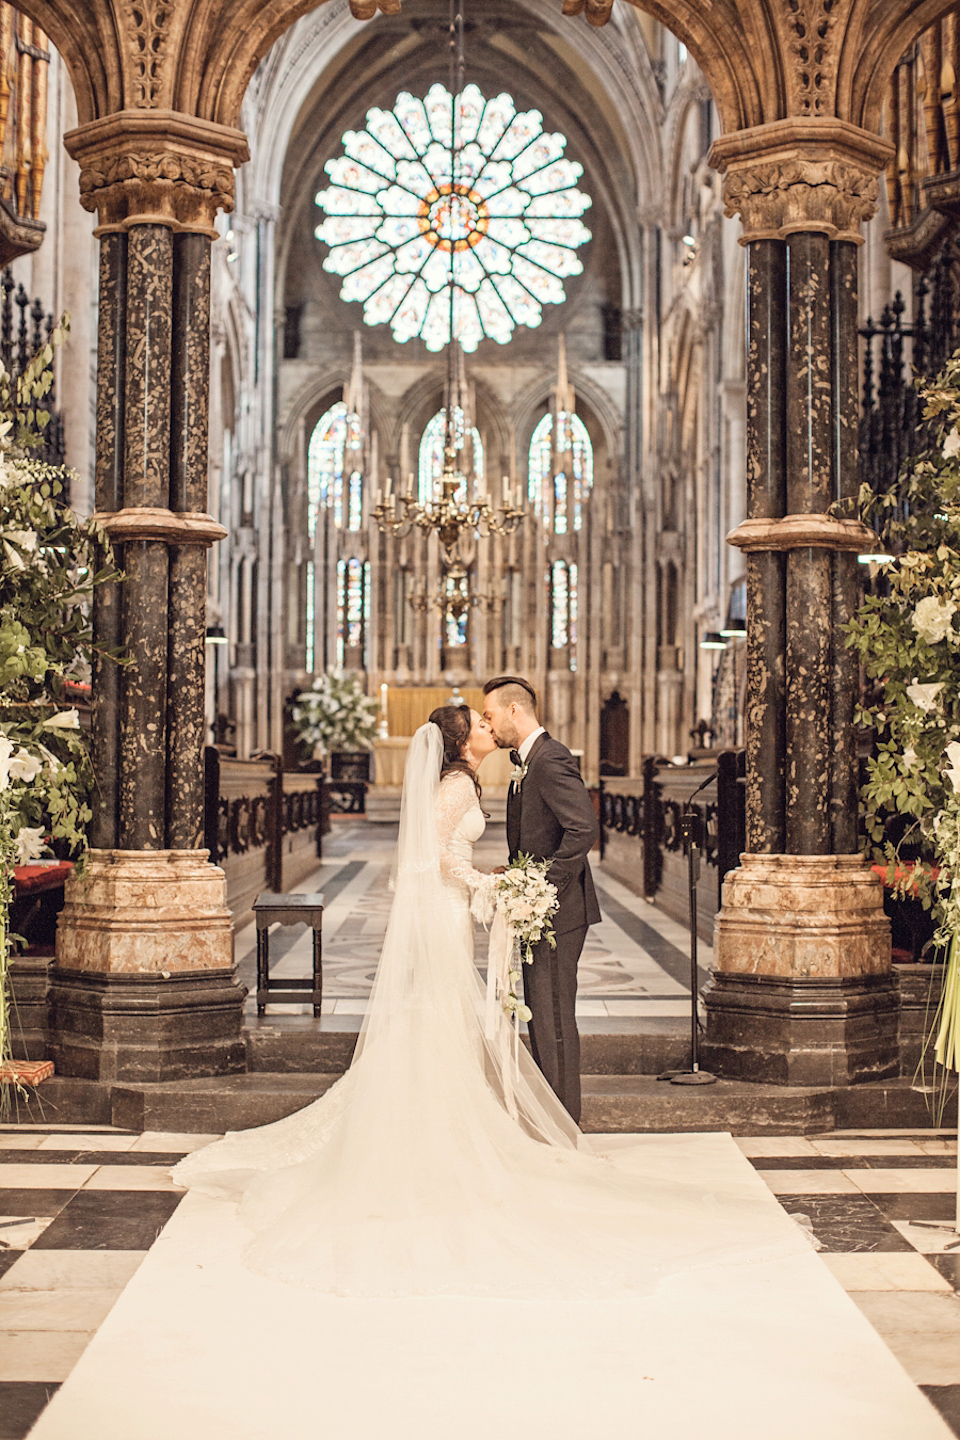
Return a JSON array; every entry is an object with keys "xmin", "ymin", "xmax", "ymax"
[
  {"xmin": 710, "ymin": 119, "xmax": 893, "ymax": 245},
  {"xmin": 64, "ymin": 111, "xmax": 249, "ymax": 236}
]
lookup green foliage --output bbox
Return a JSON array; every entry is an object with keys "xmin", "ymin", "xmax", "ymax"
[
  {"xmin": 0, "ymin": 319, "xmax": 119, "ymax": 1098},
  {"xmin": 847, "ymin": 353, "xmax": 960, "ymax": 926}
]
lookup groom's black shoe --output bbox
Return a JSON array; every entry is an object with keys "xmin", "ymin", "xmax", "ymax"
[{"xmin": 509, "ymin": 749, "xmax": 522, "ymax": 766}]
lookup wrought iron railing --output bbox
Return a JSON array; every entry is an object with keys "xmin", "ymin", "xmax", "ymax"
[
  {"xmin": 0, "ymin": 264, "xmax": 65, "ymax": 466},
  {"xmin": 859, "ymin": 236, "xmax": 960, "ymax": 540},
  {"xmin": 599, "ymin": 751, "xmax": 745, "ymax": 941}
]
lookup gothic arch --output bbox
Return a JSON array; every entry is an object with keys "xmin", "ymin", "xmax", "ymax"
[
  {"xmin": 277, "ymin": 367, "xmax": 391, "ymax": 468},
  {"xmin": 511, "ymin": 367, "xmax": 621, "ymax": 460},
  {"xmin": 14, "ymin": 0, "xmax": 960, "ymax": 168}
]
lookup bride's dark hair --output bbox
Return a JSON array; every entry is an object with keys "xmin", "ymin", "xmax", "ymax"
[{"xmin": 429, "ymin": 704, "xmax": 482, "ymax": 801}]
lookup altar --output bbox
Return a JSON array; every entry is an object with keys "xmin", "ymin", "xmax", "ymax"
[
  {"xmin": 368, "ymin": 696, "xmax": 518, "ymax": 823},
  {"xmin": 372, "ymin": 737, "xmax": 515, "ymax": 789}
]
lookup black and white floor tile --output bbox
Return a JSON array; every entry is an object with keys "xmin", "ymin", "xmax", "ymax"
[{"xmin": 0, "ymin": 1125, "xmax": 957, "ymax": 1438}]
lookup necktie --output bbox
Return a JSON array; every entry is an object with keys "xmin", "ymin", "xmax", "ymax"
[{"xmin": 509, "ymin": 749, "xmax": 522, "ymax": 767}]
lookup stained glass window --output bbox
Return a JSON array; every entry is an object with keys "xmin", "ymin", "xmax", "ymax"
[
  {"xmin": 528, "ymin": 411, "xmax": 593, "ymax": 532},
  {"xmin": 308, "ymin": 402, "xmax": 364, "ymax": 534},
  {"xmin": 444, "ymin": 571, "xmax": 470, "ymax": 648},
  {"xmin": 315, "ymin": 82, "xmax": 592, "ymax": 352},
  {"xmin": 418, "ymin": 406, "xmax": 484, "ymax": 503},
  {"xmin": 305, "ymin": 559, "xmax": 315, "ymax": 673},
  {"xmin": 550, "ymin": 560, "xmax": 578, "ymax": 671},
  {"xmin": 336, "ymin": 557, "xmax": 370, "ymax": 667}
]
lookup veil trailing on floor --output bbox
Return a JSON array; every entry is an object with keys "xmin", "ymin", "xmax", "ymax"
[{"xmin": 173, "ymin": 725, "xmax": 806, "ymax": 1298}]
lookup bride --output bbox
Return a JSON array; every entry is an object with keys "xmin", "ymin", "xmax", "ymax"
[{"xmin": 173, "ymin": 708, "xmax": 795, "ymax": 1298}]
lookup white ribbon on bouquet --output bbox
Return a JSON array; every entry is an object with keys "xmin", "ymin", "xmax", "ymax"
[{"xmin": 485, "ymin": 903, "xmax": 523, "ymax": 1120}]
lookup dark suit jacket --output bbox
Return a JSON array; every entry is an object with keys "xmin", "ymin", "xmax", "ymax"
[{"xmin": 506, "ymin": 732, "xmax": 601, "ymax": 936}]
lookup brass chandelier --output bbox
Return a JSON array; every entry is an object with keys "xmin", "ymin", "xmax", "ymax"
[
  {"xmin": 372, "ymin": 0, "xmax": 526, "ymax": 563},
  {"xmin": 408, "ymin": 563, "xmax": 499, "ymax": 621}
]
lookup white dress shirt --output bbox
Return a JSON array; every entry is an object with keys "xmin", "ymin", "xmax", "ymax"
[{"xmin": 518, "ymin": 726, "xmax": 546, "ymax": 763}]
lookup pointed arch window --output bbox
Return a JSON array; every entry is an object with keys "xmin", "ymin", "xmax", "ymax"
[
  {"xmin": 549, "ymin": 559, "xmax": 578, "ymax": 671},
  {"xmin": 418, "ymin": 406, "xmax": 484, "ymax": 504},
  {"xmin": 528, "ymin": 411, "xmax": 593, "ymax": 533},
  {"xmin": 308, "ymin": 401, "xmax": 364, "ymax": 536}
]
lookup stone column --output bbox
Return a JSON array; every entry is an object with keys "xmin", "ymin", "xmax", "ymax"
[
  {"xmin": 50, "ymin": 115, "xmax": 250, "ymax": 1083},
  {"xmin": 703, "ymin": 121, "xmax": 900, "ymax": 1086}
]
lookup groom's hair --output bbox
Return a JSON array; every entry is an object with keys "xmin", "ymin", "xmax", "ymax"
[{"xmin": 482, "ymin": 675, "xmax": 537, "ymax": 713}]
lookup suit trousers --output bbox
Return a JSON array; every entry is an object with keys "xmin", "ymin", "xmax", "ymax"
[{"xmin": 523, "ymin": 924, "xmax": 587, "ymax": 1125}]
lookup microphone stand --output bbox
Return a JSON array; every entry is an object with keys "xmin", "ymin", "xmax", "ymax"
[{"xmin": 658, "ymin": 769, "xmax": 717, "ymax": 1086}]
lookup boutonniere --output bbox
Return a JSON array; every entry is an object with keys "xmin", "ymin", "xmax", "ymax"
[{"xmin": 509, "ymin": 761, "xmax": 529, "ymax": 788}]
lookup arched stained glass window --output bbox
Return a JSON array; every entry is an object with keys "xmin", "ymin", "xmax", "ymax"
[
  {"xmin": 528, "ymin": 411, "xmax": 593, "ymax": 533},
  {"xmin": 308, "ymin": 402, "xmax": 364, "ymax": 535},
  {"xmin": 315, "ymin": 83, "xmax": 592, "ymax": 352},
  {"xmin": 550, "ymin": 560, "xmax": 579, "ymax": 672},
  {"xmin": 418, "ymin": 406, "xmax": 484, "ymax": 504}
]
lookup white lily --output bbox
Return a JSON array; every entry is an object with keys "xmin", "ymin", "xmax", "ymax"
[
  {"xmin": 0, "ymin": 734, "xmax": 12, "ymax": 791},
  {"xmin": 945, "ymin": 741, "xmax": 960, "ymax": 794},
  {"xmin": 43, "ymin": 709, "xmax": 80, "ymax": 730},
  {"xmin": 907, "ymin": 681, "xmax": 945, "ymax": 713},
  {"xmin": 8, "ymin": 747, "xmax": 42, "ymax": 782},
  {"xmin": 5, "ymin": 527, "xmax": 37, "ymax": 553},
  {"xmin": 3, "ymin": 538, "xmax": 25, "ymax": 570},
  {"xmin": 14, "ymin": 825, "xmax": 46, "ymax": 864},
  {"xmin": 913, "ymin": 595, "xmax": 957, "ymax": 645}
]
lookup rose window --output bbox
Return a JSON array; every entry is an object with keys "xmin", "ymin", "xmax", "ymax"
[{"xmin": 315, "ymin": 82, "xmax": 592, "ymax": 352}]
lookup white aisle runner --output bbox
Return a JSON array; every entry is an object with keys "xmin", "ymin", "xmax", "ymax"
[{"xmin": 29, "ymin": 1134, "xmax": 951, "ymax": 1440}]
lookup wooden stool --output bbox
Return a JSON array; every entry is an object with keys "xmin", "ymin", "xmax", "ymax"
[{"xmin": 253, "ymin": 892, "xmax": 324, "ymax": 1017}]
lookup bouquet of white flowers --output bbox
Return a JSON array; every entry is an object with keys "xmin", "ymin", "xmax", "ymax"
[
  {"xmin": 493, "ymin": 853, "xmax": 558, "ymax": 1024},
  {"xmin": 291, "ymin": 667, "xmax": 378, "ymax": 757}
]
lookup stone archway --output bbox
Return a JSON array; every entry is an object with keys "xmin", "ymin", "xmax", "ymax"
[{"xmin": 15, "ymin": 0, "xmax": 960, "ymax": 1086}]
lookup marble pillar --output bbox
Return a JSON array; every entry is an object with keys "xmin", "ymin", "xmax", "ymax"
[
  {"xmin": 743, "ymin": 240, "xmax": 786, "ymax": 853},
  {"xmin": 704, "ymin": 123, "xmax": 899, "ymax": 1086},
  {"xmin": 51, "ymin": 115, "xmax": 248, "ymax": 1083}
]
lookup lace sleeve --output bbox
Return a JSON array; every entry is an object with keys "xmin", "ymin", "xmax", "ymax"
[{"xmin": 435, "ymin": 773, "xmax": 497, "ymax": 922}]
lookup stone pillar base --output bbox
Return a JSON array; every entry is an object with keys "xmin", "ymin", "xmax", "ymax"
[
  {"xmin": 7, "ymin": 952, "xmax": 54, "ymax": 1061},
  {"xmin": 704, "ymin": 853, "xmax": 898, "ymax": 1086},
  {"xmin": 50, "ymin": 849, "xmax": 246, "ymax": 1082}
]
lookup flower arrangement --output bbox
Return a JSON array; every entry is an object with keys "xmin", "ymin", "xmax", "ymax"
[
  {"xmin": 494, "ymin": 852, "xmax": 558, "ymax": 1022},
  {"xmin": 291, "ymin": 667, "xmax": 378, "ymax": 757},
  {"xmin": 846, "ymin": 352, "xmax": 960, "ymax": 1082},
  {"xmin": 0, "ymin": 321, "xmax": 118, "ymax": 1098}
]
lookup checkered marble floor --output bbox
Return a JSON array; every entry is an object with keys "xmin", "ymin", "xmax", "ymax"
[
  {"xmin": 239, "ymin": 820, "xmax": 705, "ymax": 1022},
  {"xmin": 0, "ymin": 1125, "xmax": 957, "ymax": 1438}
]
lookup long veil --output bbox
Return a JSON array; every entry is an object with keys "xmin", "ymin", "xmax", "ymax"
[{"xmin": 173, "ymin": 724, "xmax": 805, "ymax": 1297}]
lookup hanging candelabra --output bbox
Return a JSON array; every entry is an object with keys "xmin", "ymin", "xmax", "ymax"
[
  {"xmin": 372, "ymin": 0, "xmax": 525, "ymax": 562},
  {"xmin": 408, "ymin": 563, "xmax": 500, "ymax": 621}
]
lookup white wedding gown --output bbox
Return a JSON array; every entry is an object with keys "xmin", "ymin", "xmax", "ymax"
[{"xmin": 173, "ymin": 727, "xmax": 799, "ymax": 1298}]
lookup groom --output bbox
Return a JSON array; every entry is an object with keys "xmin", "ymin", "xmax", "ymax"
[{"xmin": 482, "ymin": 676, "xmax": 600, "ymax": 1124}]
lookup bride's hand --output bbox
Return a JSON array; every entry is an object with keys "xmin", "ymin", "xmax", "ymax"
[{"xmin": 491, "ymin": 866, "xmax": 506, "ymax": 874}]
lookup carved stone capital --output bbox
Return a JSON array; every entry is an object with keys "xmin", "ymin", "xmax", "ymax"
[
  {"xmin": 710, "ymin": 119, "xmax": 894, "ymax": 245},
  {"xmin": 64, "ymin": 111, "xmax": 249, "ymax": 236},
  {"xmin": 727, "ymin": 514, "xmax": 879, "ymax": 552},
  {"xmin": 92, "ymin": 507, "xmax": 228, "ymax": 547}
]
